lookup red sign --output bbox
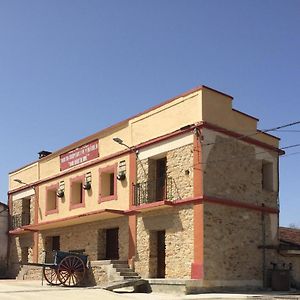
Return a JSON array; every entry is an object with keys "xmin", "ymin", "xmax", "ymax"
[{"xmin": 60, "ymin": 140, "xmax": 99, "ymax": 171}]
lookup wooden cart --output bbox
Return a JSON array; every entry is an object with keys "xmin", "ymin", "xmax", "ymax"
[{"xmin": 27, "ymin": 250, "xmax": 89, "ymax": 287}]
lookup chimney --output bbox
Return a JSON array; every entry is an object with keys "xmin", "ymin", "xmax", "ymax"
[{"xmin": 38, "ymin": 150, "xmax": 52, "ymax": 159}]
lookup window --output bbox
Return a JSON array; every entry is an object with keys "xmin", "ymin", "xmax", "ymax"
[
  {"xmin": 70, "ymin": 176, "xmax": 85, "ymax": 209},
  {"xmin": 45, "ymin": 184, "xmax": 59, "ymax": 215},
  {"xmin": 262, "ymin": 161, "xmax": 274, "ymax": 191},
  {"xmin": 99, "ymin": 164, "xmax": 117, "ymax": 202}
]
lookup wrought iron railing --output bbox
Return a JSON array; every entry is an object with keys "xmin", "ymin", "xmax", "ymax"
[
  {"xmin": 133, "ymin": 177, "xmax": 176, "ymax": 206},
  {"xmin": 11, "ymin": 212, "xmax": 30, "ymax": 229}
]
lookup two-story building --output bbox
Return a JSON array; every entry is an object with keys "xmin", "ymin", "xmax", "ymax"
[{"xmin": 8, "ymin": 85, "xmax": 298, "ymax": 290}]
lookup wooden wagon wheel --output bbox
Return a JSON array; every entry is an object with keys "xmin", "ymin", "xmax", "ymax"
[
  {"xmin": 43, "ymin": 266, "xmax": 61, "ymax": 285},
  {"xmin": 57, "ymin": 255, "xmax": 86, "ymax": 287}
]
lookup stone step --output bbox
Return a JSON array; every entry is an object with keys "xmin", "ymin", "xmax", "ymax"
[
  {"xmin": 102, "ymin": 279, "xmax": 148, "ymax": 292},
  {"xmin": 119, "ymin": 271, "xmax": 139, "ymax": 277},
  {"xmin": 110, "ymin": 260, "xmax": 128, "ymax": 264},
  {"xmin": 123, "ymin": 275, "xmax": 141, "ymax": 280},
  {"xmin": 113, "ymin": 263, "xmax": 129, "ymax": 269},
  {"xmin": 115, "ymin": 267, "xmax": 132, "ymax": 272}
]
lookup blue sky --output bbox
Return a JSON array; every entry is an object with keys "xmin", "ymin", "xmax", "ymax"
[{"xmin": 0, "ymin": 0, "xmax": 299, "ymax": 226}]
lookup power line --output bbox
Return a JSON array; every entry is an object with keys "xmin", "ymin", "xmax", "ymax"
[
  {"xmin": 188, "ymin": 143, "xmax": 300, "ymax": 169},
  {"xmin": 202, "ymin": 120, "xmax": 300, "ymax": 147},
  {"xmin": 281, "ymin": 143, "xmax": 300, "ymax": 150}
]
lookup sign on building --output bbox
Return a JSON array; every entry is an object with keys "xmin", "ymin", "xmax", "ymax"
[{"xmin": 60, "ymin": 140, "xmax": 99, "ymax": 171}]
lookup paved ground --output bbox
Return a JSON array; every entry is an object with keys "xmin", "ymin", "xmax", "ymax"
[{"xmin": 0, "ymin": 280, "xmax": 299, "ymax": 300}]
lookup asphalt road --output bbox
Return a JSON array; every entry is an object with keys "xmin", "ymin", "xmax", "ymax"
[{"xmin": 0, "ymin": 280, "xmax": 299, "ymax": 300}]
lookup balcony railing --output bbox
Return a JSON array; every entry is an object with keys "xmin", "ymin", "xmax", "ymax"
[
  {"xmin": 11, "ymin": 213, "xmax": 31, "ymax": 229},
  {"xmin": 133, "ymin": 177, "xmax": 177, "ymax": 206}
]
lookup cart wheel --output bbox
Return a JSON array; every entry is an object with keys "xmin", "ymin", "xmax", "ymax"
[
  {"xmin": 57, "ymin": 255, "xmax": 86, "ymax": 287},
  {"xmin": 43, "ymin": 266, "xmax": 61, "ymax": 285}
]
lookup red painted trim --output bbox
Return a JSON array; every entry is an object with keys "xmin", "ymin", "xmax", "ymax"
[
  {"xmin": 34, "ymin": 187, "xmax": 39, "ymax": 225},
  {"xmin": 98, "ymin": 163, "xmax": 118, "ymax": 203},
  {"xmin": 12, "ymin": 208, "xmax": 126, "ymax": 232},
  {"xmin": 8, "ymin": 150, "xmax": 129, "ymax": 195},
  {"xmin": 129, "ymin": 153, "xmax": 136, "ymax": 208},
  {"xmin": 202, "ymin": 122, "xmax": 284, "ymax": 154},
  {"xmin": 128, "ymin": 214, "xmax": 137, "ymax": 267},
  {"xmin": 69, "ymin": 175, "xmax": 86, "ymax": 210},
  {"xmin": 193, "ymin": 199, "xmax": 204, "ymax": 278},
  {"xmin": 131, "ymin": 200, "xmax": 174, "ymax": 211},
  {"xmin": 33, "ymin": 232, "xmax": 39, "ymax": 263},
  {"xmin": 45, "ymin": 183, "xmax": 59, "ymax": 216},
  {"xmin": 203, "ymin": 195, "xmax": 279, "ymax": 214},
  {"xmin": 192, "ymin": 133, "xmax": 204, "ymax": 279},
  {"xmin": 193, "ymin": 134, "xmax": 203, "ymax": 197},
  {"xmin": 232, "ymin": 108, "xmax": 259, "ymax": 121},
  {"xmin": 136, "ymin": 125, "xmax": 194, "ymax": 150},
  {"xmin": 172, "ymin": 197, "xmax": 202, "ymax": 205},
  {"xmin": 201, "ymin": 85, "xmax": 233, "ymax": 99},
  {"xmin": 9, "ymin": 227, "xmax": 38, "ymax": 235},
  {"xmin": 191, "ymin": 262, "xmax": 204, "ymax": 279},
  {"xmin": 257, "ymin": 129, "xmax": 281, "ymax": 140},
  {"xmin": 128, "ymin": 195, "xmax": 278, "ymax": 214}
]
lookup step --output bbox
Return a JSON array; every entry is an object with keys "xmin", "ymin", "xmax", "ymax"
[
  {"xmin": 119, "ymin": 271, "xmax": 139, "ymax": 277},
  {"xmin": 102, "ymin": 279, "xmax": 148, "ymax": 291},
  {"xmin": 113, "ymin": 264, "xmax": 129, "ymax": 269},
  {"xmin": 115, "ymin": 267, "xmax": 132, "ymax": 272},
  {"xmin": 123, "ymin": 275, "xmax": 141, "ymax": 280},
  {"xmin": 110, "ymin": 260, "xmax": 128, "ymax": 264}
]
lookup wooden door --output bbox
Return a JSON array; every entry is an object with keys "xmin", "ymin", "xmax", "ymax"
[
  {"xmin": 156, "ymin": 158, "xmax": 166, "ymax": 200},
  {"xmin": 106, "ymin": 228, "xmax": 119, "ymax": 260},
  {"xmin": 157, "ymin": 230, "xmax": 166, "ymax": 278}
]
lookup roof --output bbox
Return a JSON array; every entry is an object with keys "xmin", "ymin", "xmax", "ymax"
[{"xmin": 279, "ymin": 227, "xmax": 300, "ymax": 247}]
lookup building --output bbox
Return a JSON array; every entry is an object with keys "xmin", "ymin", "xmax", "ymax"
[
  {"xmin": 0, "ymin": 201, "xmax": 8, "ymax": 278},
  {"xmin": 7, "ymin": 85, "xmax": 299, "ymax": 290}
]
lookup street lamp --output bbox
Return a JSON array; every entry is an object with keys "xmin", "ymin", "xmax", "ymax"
[
  {"xmin": 113, "ymin": 137, "xmax": 139, "ymax": 154},
  {"xmin": 112, "ymin": 137, "xmax": 146, "ymax": 177},
  {"xmin": 13, "ymin": 179, "xmax": 35, "ymax": 191}
]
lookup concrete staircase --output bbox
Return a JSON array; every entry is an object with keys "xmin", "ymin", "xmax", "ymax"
[
  {"xmin": 111, "ymin": 260, "xmax": 141, "ymax": 280},
  {"xmin": 101, "ymin": 260, "xmax": 150, "ymax": 292}
]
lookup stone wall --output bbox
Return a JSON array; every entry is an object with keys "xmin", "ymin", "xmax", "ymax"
[
  {"xmin": 136, "ymin": 144, "xmax": 193, "ymax": 202},
  {"xmin": 203, "ymin": 203, "xmax": 278, "ymax": 287},
  {"xmin": 11, "ymin": 195, "xmax": 35, "ymax": 227},
  {"xmin": 166, "ymin": 144, "xmax": 193, "ymax": 200},
  {"xmin": 203, "ymin": 134, "xmax": 278, "ymax": 209},
  {"xmin": 135, "ymin": 204, "xmax": 194, "ymax": 279},
  {"xmin": 8, "ymin": 233, "xmax": 34, "ymax": 278},
  {"xmin": 38, "ymin": 216, "xmax": 128, "ymax": 263}
]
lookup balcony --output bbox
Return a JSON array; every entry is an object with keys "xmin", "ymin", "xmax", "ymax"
[
  {"xmin": 133, "ymin": 177, "xmax": 177, "ymax": 206},
  {"xmin": 11, "ymin": 213, "xmax": 31, "ymax": 229}
]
